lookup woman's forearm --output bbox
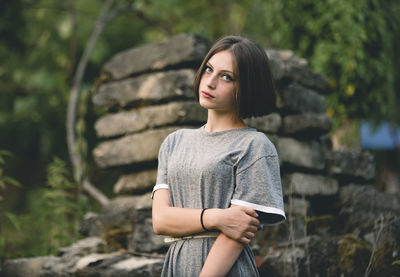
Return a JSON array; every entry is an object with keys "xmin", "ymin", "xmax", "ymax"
[
  {"xmin": 152, "ymin": 190, "xmax": 260, "ymax": 241},
  {"xmin": 152, "ymin": 189, "xmax": 221, "ymax": 236},
  {"xmin": 199, "ymin": 233, "xmax": 244, "ymax": 277},
  {"xmin": 152, "ymin": 206, "xmax": 222, "ymax": 236}
]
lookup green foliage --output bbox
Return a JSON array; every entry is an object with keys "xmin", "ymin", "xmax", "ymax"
[
  {"xmin": 239, "ymin": 0, "xmax": 400, "ymax": 129},
  {"xmin": 1, "ymin": 157, "xmax": 90, "ymax": 259},
  {"xmin": 0, "ymin": 151, "xmax": 20, "ymax": 200},
  {"xmin": 0, "ymin": 151, "xmax": 21, "ymax": 264},
  {"xmin": 42, "ymin": 157, "xmax": 89, "ymax": 253}
]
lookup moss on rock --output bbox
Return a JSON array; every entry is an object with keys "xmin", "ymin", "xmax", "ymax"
[
  {"xmin": 103, "ymin": 229, "xmax": 131, "ymax": 252},
  {"xmin": 370, "ymin": 242, "xmax": 400, "ymax": 277},
  {"xmin": 307, "ymin": 215, "xmax": 336, "ymax": 236},
  {"xmin": 337, "ymin": 234, "xmax": 371, "ymax": 276}
]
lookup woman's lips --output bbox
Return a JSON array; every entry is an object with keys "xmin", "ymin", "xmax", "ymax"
[{"xmin": 201, "ymin": 91, "xmax": 214, "ymax": 98}]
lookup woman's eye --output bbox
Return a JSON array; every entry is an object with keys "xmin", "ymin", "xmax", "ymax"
[
  {"xmin": 222, "ymin": 74, "xmax": 233, "ymax": 82},
  {"xmin": 205, "ymin": 66, "xmax": 212, "ymax": 73}
]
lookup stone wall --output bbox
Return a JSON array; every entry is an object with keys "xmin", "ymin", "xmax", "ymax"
[{"xmin": 2, "ymin": 34, "xmax": 400, "ymax": 277}]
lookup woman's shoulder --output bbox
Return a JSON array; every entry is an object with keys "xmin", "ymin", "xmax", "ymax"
[
  {"xmin": 162, "ymin": 127, "xmax": 199, "ymax": 145},
  {"xmin": 244, "ymin": 129, "xmax": 278, "ymax": 157}
]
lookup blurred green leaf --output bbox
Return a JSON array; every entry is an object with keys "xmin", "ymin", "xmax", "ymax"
[{"xmin": 4, "ymin": 212, "xmax": 22, "ymax": 232}]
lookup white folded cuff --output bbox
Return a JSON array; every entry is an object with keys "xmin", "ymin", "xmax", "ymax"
[
  {"xmin": 151, "ymin": 184, "xmax": 169, "ymax": 199},
  {"xmin": 231, "ymin": 199, "xmax": 286, "ymax": 225}
]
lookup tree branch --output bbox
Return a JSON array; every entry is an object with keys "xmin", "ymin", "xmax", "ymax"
[
  {"xmin": 82, "ymin": 177, "xmax": 109, "ymax": 207},
  {"xmin": 66, "ymin": 1, "xmax": 174, "ymax": 207},
  {"xmin": 132, "ymin": 9, "xmax": 173, "ymax": 35},
  {"xmin": 66, "ymin": 0, "xmax": 121, "ymax": 207},
  {"xmin": 66, "ymin": 0, "xmax": 78, "ymax": 84}
]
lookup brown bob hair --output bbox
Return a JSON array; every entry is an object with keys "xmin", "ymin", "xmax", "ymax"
[{"xmin": 194, "ymin": 35, "xmax": 276, "ymax": 118}]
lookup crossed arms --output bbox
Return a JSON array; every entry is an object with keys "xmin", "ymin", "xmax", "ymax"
[{"xmin": 152, "ymin": 189, "xmax": 260, "ymax": 277}]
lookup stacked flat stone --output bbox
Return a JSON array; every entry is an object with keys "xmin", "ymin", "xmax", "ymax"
[{"xmin": 5, "ymin": 34, "xmax": 399, "ymax": 277}]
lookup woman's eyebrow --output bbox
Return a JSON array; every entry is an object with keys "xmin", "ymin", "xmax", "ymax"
[{"xmin": 206, "ymin": 62, "xmax": 234, "ymax": 75}]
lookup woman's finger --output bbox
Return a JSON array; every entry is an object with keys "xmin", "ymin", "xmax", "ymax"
[
  {"xmin": 240, "ymin": 206, "xmax": 258, "ymax": 218},
  {"xmin": 240, "ymin": 237, "xmax": 251, "ymax": 245},
  {"xmin": 245, "ymin": 231, "xmax": 255, "ymax": 239},
  {"xmin": 249, "ymin": 217, "xmax": 260, "ymax": 227},
  {"xmin": 246, "ymin": 226, "xmax": 258, "ymax": 233}
]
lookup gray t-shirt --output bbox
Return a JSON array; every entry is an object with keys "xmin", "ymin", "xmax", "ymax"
[{"xmin": 153, "ymin": 126, "xmax": 285, "ymax": 276}]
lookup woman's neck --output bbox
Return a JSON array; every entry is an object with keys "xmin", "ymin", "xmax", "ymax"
[{"xmin": 204, "ymin": 110, "xmax": 246, "ymax": 133}]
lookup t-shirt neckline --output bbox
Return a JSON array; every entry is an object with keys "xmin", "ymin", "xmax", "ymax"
[{"xmin": 199, "ymin": 125, "xmax": 255, "ymax": 136}]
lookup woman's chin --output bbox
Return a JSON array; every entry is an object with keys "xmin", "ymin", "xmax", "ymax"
[{"xmin": 199, "ymin": 100, "xmax": 213, "ymax": 110}]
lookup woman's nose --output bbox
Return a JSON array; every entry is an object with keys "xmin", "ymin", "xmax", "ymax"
[{"xmin": 206, "ymin": 74, "xmax": 217, "ymax": 89}]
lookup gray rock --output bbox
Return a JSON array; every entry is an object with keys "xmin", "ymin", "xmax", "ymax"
[
  {"xmin": 306, "ymin": 215, "xmax": 338, "ymax": 237},
  {"xmin": 262, "ymin": 246, "xmax": 307, "ymax": 277},
  {"xmin": 41, "ymin": 255, "xmax": 78, "ymax": 276},
  {"xmin": 59, "ymin": 237, "xmax": 105, "ymax": 258},
  {"xmin": 277, "ymin": 137, "xmax": 326, "ymax": 170},
  {"xmin": 327, "ymin": 150, "xmax": 376, "ymax": 181},
  {"xmin": 104, "ymin": 194, "xmax": 153, "ymax": 214},
  {"xmin": 282, "ymin": 173, "xmax": 339, "ymax": 196},
  {"xmin": 109, "ymin": 256, "xmax": 164, "ymax": 276},
  {"xmin": 267, "ymin": 49, "xmax": 301, "ymax": 64},
  {"xmin": 338, "ymin": 184, "xmax": 400, "ymax": 239},
  {"xmin": 93, "ymin": 69, "xmax": 196, "ymax": 110},
  {"xmin": 93, "ymin": 127, "xmax": 179, "ymax": 168},
  {"xmin": 267, "ymin": 49, "xmax": 331, "ymax": 93},
  {"xmin": 74, "ymin": 252, "xmax": 164, "ymax": 277},
  {"xmin": 340, "ymin": 184, "xmax": 400, "ymax": 217},
  {"xmin": 80, "ymin": 194, "xmax": 153, "ymax": 237},
  {"xmin": 255, "ymin": 197, "xmax": 310, "ymax": 248},
  {"xmin": 78, "ymin": 210, "xmax": 132, "ymax": 238},
  {"xmin": 114, "ymin": 169, "xmax": 157, "ymax": 195},
  {"xmin": 261, "ymin": 235, "xmax": 339, "ymax": 277},
  {"xmin": 244, "ymin": 113, "xmax": 281, "ymax": 134},
  {"xmin": 73, "ymin": 252, "xmax": 122, "ymax": 271},
  {"xmin": 2, "ymin": 255, "xmax": 82, "ymax": 277},
  {"xmin": 95, "ymin": 101, "xmax": 206, "ymax": 138},
  {"xmin": 2, "ymin": 256, "xmax": 54, "ymax": 277},
  {"xmin": 253, "ymin": 216, "xmax": 307, "ymax": 250},
  {"xmin": 282, "ymin": 113, "xmax": 332, "ymax": 137},
  {"xmin": 277, "ymin": 83, "xmax": 327, "ymax": 114},
  {"xmin": 283, "ymin": 65, "xmax": 331, "ymax": 94},
  {"xmin": 306, "ymin": 235, "xmax": 339, "ymax": 276},
  {"xmin": 285, "ymin": 197, "xmax": 310, "ymax": 216},
  {"xmin": 128, "ymin": 207, "xmax": 168, "ymax": 253},
  {"xmin": 103, "ymin": 33, "xmax": 210, "ymax": 79}
]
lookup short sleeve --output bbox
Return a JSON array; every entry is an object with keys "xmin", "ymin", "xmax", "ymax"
[
  {"xmin": 151, "ymin": 138, "xmax": 169, "ymax": 198},
  {"xmin": 232, "ymin": 155, "xmax": 285, "ymax": 225}
]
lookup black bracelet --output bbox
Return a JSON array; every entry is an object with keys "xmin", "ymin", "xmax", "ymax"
[{"xmin": 200, "ymin": 208, "xmax": 211, "ymax": 232}]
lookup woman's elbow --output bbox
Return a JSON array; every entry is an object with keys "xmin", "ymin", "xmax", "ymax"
[
  {"xmin": 152, "ymin": 222, "xmax": 162, "ymax": 235},
  {"xmin": 152, "ymin": 214, "xmax": 166, "ymax": 235}
]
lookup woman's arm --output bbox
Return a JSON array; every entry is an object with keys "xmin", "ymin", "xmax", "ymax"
[
  {"xmin": 199, "ymin": 233, "xmax": 244, "ymax": 277},
  {"xmin": 199, "ymin": 204, "xmax": 258, "ymax": 277},
  {"xmin": 152, "ymin": 189, "xmax": 259, "ymax": 241}
]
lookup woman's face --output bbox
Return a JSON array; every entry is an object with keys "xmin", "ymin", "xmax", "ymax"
[{"xmin": 198, "ymin": 50, "xmax": 238, "ymax": 115}]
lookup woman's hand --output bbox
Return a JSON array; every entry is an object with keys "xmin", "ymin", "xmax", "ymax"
[{"xmin": 204, "ymin": 205, "xmax": 260, "ymax": 244}]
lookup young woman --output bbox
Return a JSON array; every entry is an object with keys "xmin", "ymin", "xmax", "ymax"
[{"xmin": 152, "ymin": 35, "xmax": 285, "ymax": 277}]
